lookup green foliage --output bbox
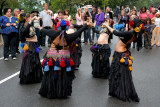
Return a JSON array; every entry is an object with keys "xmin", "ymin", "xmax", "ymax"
[
  {"xmin": 50, "ymin": 0, "xmax": 88, "ymax": 12},
  {"xmin": 0, "ymin": 0, "xmax": 43, "ymax": 16},
  {"xmin": 18, "ymin": 0, "xmax": 43, "ymax": 13},
  {"xmin": 0, "ymin": 0, "xmax": 159, "ymax": 16},
  {"xmin": 120, "ymin": 0, "xmax": 159, "ymax": 10},
  {"xmin": 0, "ymin": 0, "xmax": 20, "ymax": 16}
]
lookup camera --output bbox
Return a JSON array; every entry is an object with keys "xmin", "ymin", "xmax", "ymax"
[{"xmin": 18, "ymin": 13, "xmax": 26, "ymax": 22}]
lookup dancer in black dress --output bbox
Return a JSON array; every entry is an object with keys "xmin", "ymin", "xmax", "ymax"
[
  {"xmin": 91, "ymin": 22, "xmax": 111, "ymax": 78},
  {"xmin": 68, "ymin": 25, "xmax": 84, "ymax": 69},
  {"xmin": 52, "ymin": 18, "xmax": 83, "ymax": 69},
  {"xmin": 19, "ymin": 14, "xmax": 43, "ymax": 84},
  {"xmin": 105, "ymin": 19, "xmax": 143, "ymax": 102},
  {"xmin": 39, "ymin": 19, "xmax": 88, "ymax": 99}
]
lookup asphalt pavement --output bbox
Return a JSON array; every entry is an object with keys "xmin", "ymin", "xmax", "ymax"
[{"xmin": 0, "ymin": 35, "xmax": 160, "ymax": 107}]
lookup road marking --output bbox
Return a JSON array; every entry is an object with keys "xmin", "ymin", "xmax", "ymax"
[
  {"xmin": 0, "ymin": 71, "xmax": 20, "ymax": 85},
  {"xmin": 0, "ymin": 59, "xmax": 43, "ymax": 85}
]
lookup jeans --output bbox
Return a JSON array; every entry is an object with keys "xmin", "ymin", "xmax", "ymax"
[
  {"xmin": 95, "ymin": 25, "xmax": 101, "ymax": 39},
  {"xmin": 91, "ymin": 27, "xmax": 95, "ymax": 42},
  {"xmin": 16, "ymin": 33, "xmax": 19, "ymax": 51},
  {"xmin": 84, "ymin": 28, "xmax": 91, "ymax": 43},
  {"xmin": 144, "ymin": 32, "xmax": 152, "ymax": 47},
  {"xmin": 35, "ymin": 28, "xmax": 40, "ymax": 47},
  {"xmin": 116, "ymin": 16, "xmax": 119, "ymax": 23},
  {"xmin": 2, "ymin": 32, "xmax": 17, "ymax": 58},
  {"xmin": 41, "ymin": 26, "xmax": 51, "ymax": 46}
]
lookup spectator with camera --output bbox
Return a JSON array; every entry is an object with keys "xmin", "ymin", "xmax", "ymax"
[
  {"xmin": 83, "ymin": 7, "xmax": 92, "ymax": 45},
  {"xmin": 105, "ymin": 6, "xmax": 113, "ymax": 43},
  {"xmin": 31, "ymin": 10, "xmax": 42, "ymax": 47},
  {"xmin": 90, "ymin": 5, "xmax": 97, "ymax": 44},
  {"xmin": 18, "ymin": 9, "xmax": 26, "ymax": 44}
]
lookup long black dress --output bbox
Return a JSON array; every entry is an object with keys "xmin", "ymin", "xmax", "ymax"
[
  {"xmin": 69, "ymin": 37, "xmax": 82, "ymax": 68},
  {"xmin": 19, "ymin": 23, "xmax": 43, "ymax": 84},
  {"xmin": 69, "ymin": 25, "xmax": 83, "ymax": 68},
  {"xmin": 91, "ymin": 28, "xmax": 111, "ymax": 78},
  {"xmin": 91, "ymin": 44, "xmax": 111, "ymax": 78},
  {"xmin": 109, "ymin": 30, "xmax": 140, "ymax": 102},
  {"xmin": 39, "ymin": 24, "xmax": 87, "ymax": 99}
]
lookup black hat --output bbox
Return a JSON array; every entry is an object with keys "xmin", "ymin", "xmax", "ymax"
[
  {"xmin": 31, "ymin": 10, "xmax": 39, "ymax": 14},
  {"xmin": 133, "ymin": 19, "xmax": 142, "ymax": 28}
]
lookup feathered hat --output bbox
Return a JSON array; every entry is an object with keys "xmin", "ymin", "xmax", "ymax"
[
  {"xmin": 57, "ymin": 20, "xmax": 71, "ymax": 30},
  {"xmin": 129, "ymin": 19, "xmax": 144, "ymax": 51}
]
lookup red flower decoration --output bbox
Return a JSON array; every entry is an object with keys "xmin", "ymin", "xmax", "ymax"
[
  {"xmin": 129, "ymin": 20, "xmax": 134, "ymax": 27},
  {"xmin": 66, "ymin": 21, "xmax": 71, "ymax": 26},
  {"xmin": 109, "ymin": 19, "xmax": 114, "ymax": 25},
  {"xmin": 141, "ymin": 23, "xmax": 145, "ymax": 30},
  {"xmin": 57, "ymin": 21, "xmax": 61, "ymax": 28}
]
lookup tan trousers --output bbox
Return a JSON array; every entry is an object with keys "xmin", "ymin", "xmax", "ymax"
[
  {"xmin": 151, "ymin": 27, "xmax": 160, "ymax": 46},
  {"xmin": 0, "ymin": 34, "xmax": 4, "ymax": 46}
]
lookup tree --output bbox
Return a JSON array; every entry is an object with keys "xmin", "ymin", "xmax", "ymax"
[
  {"xmin": 0, "ymin": 0, "xmax": 159, "ymax": 16},
  {"xmin": 18, "ymin": 0, "xmax": 42, "ymax": 13},
  {"xmin": 50, "ymin": 0, "xmax": 89, "ymax": 12},
  {"xmin": 0, "ymin": 0, "xmax": 20, "ymax": 16},
  {"xmin": 0, "ymin": 0, "xmax": 6, "ymax": 16}
]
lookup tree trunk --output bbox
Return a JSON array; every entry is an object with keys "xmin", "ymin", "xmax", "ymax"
[{"xmin": 0, "ymin": 1, "xmax": 6, "ymax": 16}]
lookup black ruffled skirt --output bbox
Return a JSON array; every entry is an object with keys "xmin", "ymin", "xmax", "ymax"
[
  {"xmin": 109, "ymin": 51, "xmax": 140, "ymax": 102},
  {"xmin": 19, "ymin": 42, "xmax": 43, "ymax": 84},
  {"xmin": 39, "ymin": 57, "xmax": 75, "ymax": 99},
  {"xmin": 70, "ymin": 38, "xmax": 82, "ymax": 68},
  {"xmin": 91, "ymin": 44, "xmax": 111, "ymax": 78}
]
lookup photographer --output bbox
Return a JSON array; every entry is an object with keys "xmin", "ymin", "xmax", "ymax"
[
  {"xmin": 31, "ymin": 10, "xmax": 42, "ymax": 47},
  {"xmin": 83, "ymin": 7, "xmax": 92, "ymax": 45},
  {"xmin": 18, "ymin": 12, "xmax": 26, "ymax": 43},
  {"xmin": 90, "ymin": 5, "xmax": 97, "ymax": 44},
  {"xmin": 105, "ymin": 6, "xmax": 113, "ymax": 43}
]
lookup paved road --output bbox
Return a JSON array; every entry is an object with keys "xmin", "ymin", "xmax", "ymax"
[{"xmin": 0, "ymin": 35, "xmax": 160, "ymax": 107}]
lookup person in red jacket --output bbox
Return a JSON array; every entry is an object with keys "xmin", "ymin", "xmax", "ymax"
[{"xmin": 54, "ymin": 10, "xmax": 63, "ymax": 31}]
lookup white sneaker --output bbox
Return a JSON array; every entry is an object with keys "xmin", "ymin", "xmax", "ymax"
[
  {"xmin": 12, "ymin": 57, "xmax": 17, "ymax": 60},
  {"xmin": 4, "ymin": 58, "xmax": 9, "ymax": 61}
]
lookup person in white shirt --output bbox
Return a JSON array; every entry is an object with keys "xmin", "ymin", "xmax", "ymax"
[
  {"xmin": 125, "ymin": 5, "xmax": 130, "ymax": 15},
  {"xmin": 31, "ymin": 10, "xmax": 42, "ymax": 47},
  {"xmin": 39, "ymin": 3, "xmax": 53, "ymax": 47},
  {"xmin": 151, "ymin": 12, "xmax": 160, "ymax": 46}
]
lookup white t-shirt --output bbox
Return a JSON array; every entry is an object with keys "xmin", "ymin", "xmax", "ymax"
[
  {"xmin": 33, "ymin": 16, "xmax": 40, "ymax": 28},
  {"xmin": 40, "ymin": 10, "xmax": 53, "ymax": 27},
  {"xmin": 155, "ymin": 18, "xmax": 160, "ymax": 27}
]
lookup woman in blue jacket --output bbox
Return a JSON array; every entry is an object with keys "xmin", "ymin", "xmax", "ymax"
[{"xmin": 0, "ymin": 8, "xmax": 18, "ymax": 60}]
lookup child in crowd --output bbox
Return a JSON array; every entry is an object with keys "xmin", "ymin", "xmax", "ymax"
[{"xmin": 144, "ymin": 18, "xmax": 152, "ymax": 49}]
